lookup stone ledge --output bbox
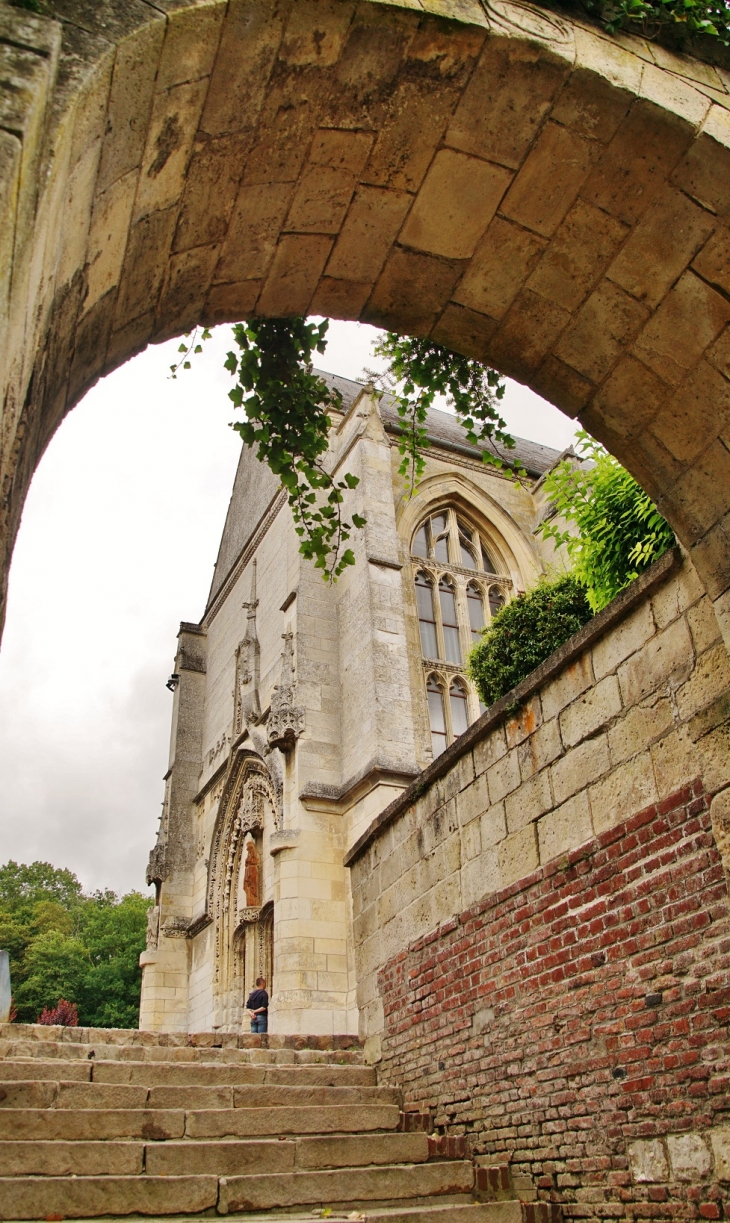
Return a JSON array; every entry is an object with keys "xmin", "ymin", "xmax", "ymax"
[
  {"xmin": 300, "ymin": 757, "xmax": 420, "ymax": 811},
  {"xmin": 344, "ymin": 546, "xmax": 681, "ymax": 867}
]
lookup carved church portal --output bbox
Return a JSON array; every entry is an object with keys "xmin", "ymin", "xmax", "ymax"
[{"xmin": 208, "ymin": 754, "xmax": 277, "ymax": 1029}]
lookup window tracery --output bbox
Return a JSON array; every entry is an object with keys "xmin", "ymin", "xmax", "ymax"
[{"xmin": 411, "ymin": 507, "xmax": 514, "ymax": 756}]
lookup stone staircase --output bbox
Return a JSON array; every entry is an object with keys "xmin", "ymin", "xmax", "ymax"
[{"xmin": 0, "ymin": 1025, "xmax": 544, "ymax": 1222}]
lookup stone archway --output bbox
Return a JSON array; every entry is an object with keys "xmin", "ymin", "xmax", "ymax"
[{"xmin": 2, "ymin": 0, "xmax": 730, "ymax": 645}]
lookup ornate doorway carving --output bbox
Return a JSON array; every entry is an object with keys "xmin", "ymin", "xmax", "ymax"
[{"xmin": 207, "ymin": 751, "xmax": 276, "ymax": 1029}]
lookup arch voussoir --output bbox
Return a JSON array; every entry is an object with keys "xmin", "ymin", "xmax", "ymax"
[{"xmin": 2, "ymin": 0, "xmax": 730, "ymax": 648}]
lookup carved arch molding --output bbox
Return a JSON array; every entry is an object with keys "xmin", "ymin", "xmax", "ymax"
[
  {"xmin": 3, "ymin": 0, "xmax": 730, "ymax": 659},
  {"xmin": 205, "ymin": 750, "xmax": 277, "ymax": 1021}
]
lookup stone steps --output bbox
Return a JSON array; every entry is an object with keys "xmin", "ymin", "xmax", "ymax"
[
  {"xmin": 0, "ymin": 1163, "xmax": 476, "ymax": 1220},
  {"xmin": 0, "ymin": 1040, "xmax": 365, "ymax": 1066},
  {"xmin": 0, "ymin": 1025, "xmax": 365, "ymax": 1065},
  {"xmin": 0, "ymin": 1080, "xmax": 399, "ymax": 1109},
  {"xmin": 0, "ymin": 1133, "xmax": 430, "ymax": 1176},
  {"xmin": 1, "ymin": 1209, "xmax": 524, "ymax": 1223},
  {"xmin": 0, "ymin": 1104, "xmax": 401, "ymax": 1139},
  {"xmin": 0, "ymin": 1059, "xmax": 376, "ymax": 1086},
  {"xmin": 0, "ymin": 1027, "xmax": 535, "ymax": 1223}
]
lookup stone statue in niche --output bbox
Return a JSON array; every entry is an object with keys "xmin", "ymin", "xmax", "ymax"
[
  {"xmin": 243, "ymin": 840, "xmax": 260, "ymax": 908},
  {"xmin": 146, "ymin": 905, "xmax": 160, "ymax": 951},
  {"xmin": 234, "ymin": 561, "xmax": 261, "ymax": 734}
]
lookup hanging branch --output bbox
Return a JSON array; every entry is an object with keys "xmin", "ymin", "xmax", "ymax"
[
  {"xmin": 225, "ymin": 318, "xmax": 366, "ymax": 582},
  {"xmin": 366, "ymin": 334, "xmax": 524, "ymax": 497}
]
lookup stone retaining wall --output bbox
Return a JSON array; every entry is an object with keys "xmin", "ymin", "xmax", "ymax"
[{"xmin": 347, "ymin": 549, "xmax": 730, "ymax": 1219}]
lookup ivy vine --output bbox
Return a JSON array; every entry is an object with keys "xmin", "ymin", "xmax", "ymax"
[
  {"xmin": 366, "ymin": 333, "xmax": 523, "ymax": 496},
  {"xmin": 564, "ymin": 0, "xmax": 730, "ymax": 42},
  {"xmin": 225, "ymin": 318, "xmax": 366, "ymax": 582}
]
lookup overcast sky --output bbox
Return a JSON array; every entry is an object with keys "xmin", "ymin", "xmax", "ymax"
[{"xmin": 0, "ymin": 321, "xmax": 578, "ymax": 896}]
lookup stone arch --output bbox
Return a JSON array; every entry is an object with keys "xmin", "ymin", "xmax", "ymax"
[{"xmin": 3, "ymin": 0, "xmax": 730, "ymax": 650}]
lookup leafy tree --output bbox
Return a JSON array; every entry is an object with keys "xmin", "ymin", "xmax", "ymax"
[
  {"xmin": 0, "ymin": 861, "xmax": 82, "ymax": 916},
  {"xmin": 468, "ymin": 576, "xmax": 594, "ymax": 707},
  {"xmin": 225, "ymin": 318, "xmax": 365, "ymax": 581},
  {"xmin": 13, "ymin": 930, "xmax": 90, "ymax": 1023},
  {"xmin": 537, "ymin": 433, "xmax": 675, "ymax": 612},
  {"xmin": 0, "ymin": 861, "xmax": 149, "ymax": 1027},
  {"xmin": 78, "ymin": 891, "xmax": 149, "ymax": 1029}
]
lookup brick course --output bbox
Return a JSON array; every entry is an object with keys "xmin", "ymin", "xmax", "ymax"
[{"xmin": 377, "ymin": 782, "xmax": 730, "ymax": 1221}]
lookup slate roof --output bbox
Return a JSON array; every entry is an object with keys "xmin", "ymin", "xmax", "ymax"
[{"xmin": 315, "ymin": 369, "xmax": 563, "ymax": 478}]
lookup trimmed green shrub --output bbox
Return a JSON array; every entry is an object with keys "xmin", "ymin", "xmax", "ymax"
[{"xmin": 468, "ymin": 576, "xmax": 593, "ymax": 708}]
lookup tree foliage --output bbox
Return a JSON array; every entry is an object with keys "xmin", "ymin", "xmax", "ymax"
[
  {"xmin": 467, "ymin": 576, "xmax": 594, "ymax": 708},
  {"xmin": 366, "ymin": 334, "xmax": 519, "ymax": 496},
  {"xmin": 225, "ymin": 318, "xmax": 365, "ymax": 581},
  {"xmin": 0, "ymin": 860, "xmax": 83, "ymax": 914},
  {"xmin": 561, "ymin": 0, "xmax": 730, "ymax": 43},
  {"xmin": 537, "ymin": 433, "xmax": 675, "ymax": 612},
  {"xmin": 0, "ymin": 861, "xmax": 149, "ymax": 1027}
]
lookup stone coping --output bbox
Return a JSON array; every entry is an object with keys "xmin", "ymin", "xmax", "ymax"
[{"xmin": 344, "ymin": 546, "xmax": 681, "ymax": 868}]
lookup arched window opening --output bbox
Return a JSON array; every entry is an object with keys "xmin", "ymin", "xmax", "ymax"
[
  {"xmin": 427, "ymin": 676, "xmax": 447, "ymax": 757},
  {"xmin": 431, "ymin": 513, "xmax": 449, "ymax": 563},
  {"xmin": 457, "ymin": 518, "xmax": 477, "ymax": 569},
  {"xmin": 466, "ymin": 583, "xmax": 484, "ymax": 642},
  {"xmin": 413, "ymin": 523, "xmax": 429, "ymax": 559},
  {"xmin": 482, "ymin": 545, "xmax": 496, "ymax": 574},
  {"xmin": 411, "ymin": 505, "xmax": 516, "ymax": 756},
  {"xmin": 449, "ymin": 679, "xmax": 469, "ymax": 739},
  {"xmin": 488, "ymin": 586, "xmax": 505, "ymax": 618},
  {"xmin": 415, "ymin": 571, "xmax": 438, "ymax": 659},
  {"xmin": 438, "ymin": 578, "xmax": 460, "ymax": 664},
  {"xmin": 411, "ymin": 508, "xmax": 502, "ymax": 577}
]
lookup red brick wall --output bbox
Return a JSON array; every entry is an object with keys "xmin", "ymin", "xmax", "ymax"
[{"xmin": 377, "ymin": 781, "xmax": 730, "ymax": 1220}]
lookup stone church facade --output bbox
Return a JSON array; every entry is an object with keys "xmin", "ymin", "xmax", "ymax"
[{"xmin": 139, "ymin": 372, "xmax": 565, "ymax": 1035}]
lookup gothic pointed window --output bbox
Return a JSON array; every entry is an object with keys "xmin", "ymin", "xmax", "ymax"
[
  {"xmin": 457, "ymin": 518, "xmax": 477, "ymax": 569},
  {"xmin": 410, "ymin": 506, "xmax": 514, "ymax": 753},
  {"xmin": 415, "ymin": 571, "xmax": 438, "ymax": 659},
  {"xmin": 482, "ymin": 545, "xmax": 496, "ymax": 574},
  {"xmin": 439, "ymin": 577, "xmax": 461, "ymax": 664},
  {"xmin": 432, "ymin": 513, "xmax": 449, "ymax": 563},
  {"xmin": 427, "ymin": 675, "xmax": 447, "ymax": 757},
  {"xmin": 467, "ymin": 582, "xmax": 484, "ymax": 642},
  {"xmin": 488, "ymin": 585, "xmax": 505, "ymax": 617},
  {"xmin": 413, "ymin": 523, "xmax": 429, "ymax": 559},
  {"xmin": 449, "ymin": 679, "xmax": 469, "ymax": 739}
]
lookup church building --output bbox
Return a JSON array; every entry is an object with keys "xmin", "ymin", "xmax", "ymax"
[{"xmin": 140, "ymin": 372, "xmax": 566, "ymax": 1036}]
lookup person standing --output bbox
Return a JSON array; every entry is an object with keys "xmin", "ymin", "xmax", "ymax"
[{"xmin": 246, "ymin": 976, "xmax": 268, "ymax": 1033}]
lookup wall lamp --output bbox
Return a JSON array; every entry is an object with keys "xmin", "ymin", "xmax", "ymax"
[{"xmin": 166, "ymin": 673, "xmax": 180, "ymax": 692}]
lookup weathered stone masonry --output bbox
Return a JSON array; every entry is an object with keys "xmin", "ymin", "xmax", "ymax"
[{"xmin": 348, "ymin": 550, "xmax": 730, "ymax": 1218}]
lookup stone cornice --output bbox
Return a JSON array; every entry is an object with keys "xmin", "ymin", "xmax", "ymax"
[
  {"xmin": 300, "ymin": 757, "xmax": 421, "ymax": 812},
  {"xmin": 344, "ymin": 546, "xmax": 681, "ymax": 868}
]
